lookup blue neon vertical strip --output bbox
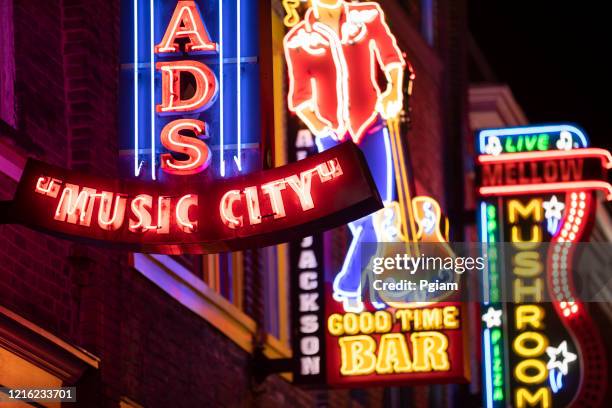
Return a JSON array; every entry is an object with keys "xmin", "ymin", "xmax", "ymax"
[
  {"xmin": 133, "ymin": 0, "xmax": 139, "ymax": 176},
  {"xmin": 480, "ymin": 201, "xmax": 494, "ymax": 408},
  {"xmin": 484, "ymin": 329, "xmax": 494, "ymax": 408},
  {"xmin": 480, "ymin": 201, "xmax": 490, "ymax": 304},
  {"xmin": 382, "ymin": 127, "xmax": 393, "ymax": 202},
  {"xmin": 219, "ymin": 0, "xmax": 225, "ymax": 177},
  {"xmin": 149, "ymin": 0, "xmax": 156, "ymax": 180},
  {"xmin": 234, "ymin": 0, "xmax": 242, "ymax": 171}
]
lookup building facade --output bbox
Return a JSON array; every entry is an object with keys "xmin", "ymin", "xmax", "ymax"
[{"xmin": 0, "ymin": 0, "xmax": 471, "ymax": 407}]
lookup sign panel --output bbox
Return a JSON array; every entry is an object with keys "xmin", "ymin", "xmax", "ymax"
[
  {"xmin": 289, "ymin": 128, "xmax": 328, "ymax": 385},
  {"xmin": 1, "ymin": 142, "xmax": 382, "ymax": 254},
  {"xmin": 476, "ymin": 124, "xmax": 612, "ymax": 407},
  {"xmin": 323, "ymin": 301, "xmax": 468, "ymax": 387},
  {"xmin": 119, "ymin": 0, "xmax": 261, "ymax": 180}
]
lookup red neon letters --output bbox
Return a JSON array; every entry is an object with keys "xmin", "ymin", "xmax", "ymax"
[
  {"xmin": 155, "ymin": 0, "xmax": 218, "ymax": 176},
  {"xmin": 220, "ymin": 159, "xmax": 343, "ymax": 229},
  {"xmin": 156, "ymin": 61, "xmax": 218, "ymax": 114},
  {"xmin": 159, "ymin": 119, "xmax": 211, "ymax": 175},
  {"xmin": 43, "ymin": 179, "xmax": 199, "ymax": 234},
  {"xmin": 155, "ymin": 0, "xmax": 217, "ymax": 53}
]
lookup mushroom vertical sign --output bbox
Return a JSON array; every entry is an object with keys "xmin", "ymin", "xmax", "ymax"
[{"xmin": 476, "ymin": 124, "xmax": 612, "ymax": 407}]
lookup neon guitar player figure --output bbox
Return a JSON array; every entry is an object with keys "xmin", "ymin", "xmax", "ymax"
[{"xmin": 284, "ymin": 0, "xmax": 450, "ymax": 312}]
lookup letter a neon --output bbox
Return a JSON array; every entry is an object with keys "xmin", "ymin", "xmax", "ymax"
[{"xmin": 156, "ymin": 0, "xmax": 217, "ymax": 54}]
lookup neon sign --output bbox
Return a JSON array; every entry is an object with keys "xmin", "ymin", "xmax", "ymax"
[
  {"xmin": 285, "ymin": 1, "xmax": 467, "ymax": 387},
  {"xmin": 477, "ymin": 123, "xmax": 610, "ymax": 407},
  {"xmin": 1, "ymin": 142, "xmax": 382, "ymax": 254},
  {"xmin": 120, "ymin": 0, "xmax": 260, "ymax": 180},
  {"xmin": 323, "ymin": 303, "xmax": 468, "ymax": 386},
  {"xmin": 478, "ymin": 124, "xmax": 589, "ymax": 156}
]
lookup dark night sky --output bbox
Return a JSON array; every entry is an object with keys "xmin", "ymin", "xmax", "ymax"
[{"xmin": 468, "ymin": 0, "xmax": 611, "ymax": 150}]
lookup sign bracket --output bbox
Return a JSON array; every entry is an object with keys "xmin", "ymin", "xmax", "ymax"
[{"xmin": 251, "ymin": 346, "xmax": 292, "ymax": 384}]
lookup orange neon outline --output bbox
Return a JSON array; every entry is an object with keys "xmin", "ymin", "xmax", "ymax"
[
  {"xmin": 478, "ymin": 148, "xmax": 612, "ymax": 169},
  {"xmin": 282, "ymin": 0, "xmax": 301, "ymax": 27},
  {"xmin": 160, "ymin": 119, "xmax": 211, "ymax": 176},
  {"xmin": 284, "ymin": 2, "xmax": 408, "ymax": 143},
  {"xmin": 175, "ymin": 194, "xmax": 198, "ymax": 232},
  {"xmin": 155, "ymin": 1, "xmax": 217, "ymax": 54},
  {"xmin": 156, "ymin": 61, "xmax": 218, "ymax": 114},
  {"xmin": 479, "ymin": 181, "xmax": 612, "ymax": 201},
  {"xmin": 411, "ymin": 196, "xmax": 446, "ymax": 242}
]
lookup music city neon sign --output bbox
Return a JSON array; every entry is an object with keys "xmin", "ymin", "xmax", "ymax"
[{"xmin": 2, "ymin": 142, "xmax": 381, "ymax": 254}]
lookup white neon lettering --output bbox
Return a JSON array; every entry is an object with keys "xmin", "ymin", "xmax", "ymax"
[
  {"xmin": 220, "ymin": 190, "xmax": 243, "ymax": 229},
  {"xmin": 261, "ymin": 180, "xmax": 287, "ymax": 219},
  {"xmin": 286, "ymin": 171, "xmax": 315, "ymax": 211},
  {"xmin": 299, "ymin": 271, "xmax": 318, "ymax": 290},
  {"xmin": 243, "ymin": 186, "xmax": 261, "ymax": 225},
  {"xmin": 54, "ymin": 184, "xmax": 97, "ymax": 226},
  {"xmin": 129, "ymin": 194, "xmax": 154, "ymax": 232},
  {"xmin": 176, "ymin": 194, "xmax": 198, "ymax": 233},
  {"xmin": 156, "ymin": 196, "xmax": 171, "ymax": 234},
  {"xmin": 98, "ymin": 192, "xmax": 127, "ymax": 231}
]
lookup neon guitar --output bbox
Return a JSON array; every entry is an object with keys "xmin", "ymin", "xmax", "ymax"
[{"xmin": 371, "ymin": 112, "xmax": 459, "ymax": 308}]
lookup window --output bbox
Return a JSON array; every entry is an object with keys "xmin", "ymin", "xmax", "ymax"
[{"xmin": 0, "ymin": 0, "xmax": 16, "ymax": 127}]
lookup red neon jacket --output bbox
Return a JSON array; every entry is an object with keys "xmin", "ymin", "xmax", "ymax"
[{"xmin": 284, "ymin": 2, "xmax": 407, "ymax": 143}]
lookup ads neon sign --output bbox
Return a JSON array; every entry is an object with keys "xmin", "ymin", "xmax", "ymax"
[{"xmin": 120, "ymin": 0, "xmax": 259, "ymax": 180}]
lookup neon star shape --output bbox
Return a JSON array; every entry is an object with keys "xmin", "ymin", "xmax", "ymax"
[
  {"xmin": 543, "ymin": 195, "xmax": 565, "ymax": 220},
  {"xmin": 546, "ymin": 340, "xmax": 577, "ymax": 376},
  {"xmin": 482, "ymin": 307, "xmax": 502, "ymax": 328}
]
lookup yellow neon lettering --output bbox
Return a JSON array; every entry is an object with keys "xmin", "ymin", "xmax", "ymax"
[
  {"xmin": 339, "ymin": 335, "xmax": 377, "ymax": 376},
  {"xmin": 443, "ymin": 306, "xmax": 460, "ymax": 329},
  {"xmin": 410, "ymin": 331, "xmax": 450, "ymax": 372},
  {"xmin": 328, "ymin": 314, "xmax": 344, "ymax": 336},
  {"xmin": 515, "ymin": 388, "xmax": 551, "ymax": 408},
  {"xmin": 513, "ymin": 251, "xmax": 543, "ymax": 277},
  {"xmin": 375, "ymin": 333, "xmax": 412, "ymax": 374},
  {"xmin": 508, "ymin": 199, "xmax": 543, "ymax": 223},
  {"xmin": 344, "ymin": 313, "xmax": 359, "ymax": 335},
  {"xmin": 515, "ymin": 305, "xmax": 545, "ymax": 330},
  {"xmin": 514, "ymin": 359, "xmax": 547, "ymax": 384},
  {"xmin": 514, "ymin": 278, "xmax": 544, "ymax": 303},
  {"xmin": 513, "ymin": 332, "xmax": 548, "ymax": 357}
]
